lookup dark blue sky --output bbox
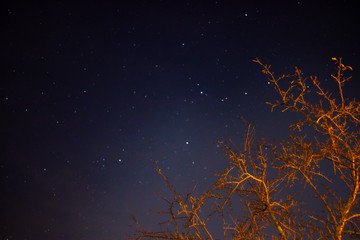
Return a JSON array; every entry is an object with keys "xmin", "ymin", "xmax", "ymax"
[{"xmin": 2, "ymin": 1, "xmax": 359, "ymax": 239}]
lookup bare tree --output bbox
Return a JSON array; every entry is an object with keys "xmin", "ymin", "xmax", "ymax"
[{"xmin": 128, "ymin": 58, "xmax": 360, "ymax": 240}]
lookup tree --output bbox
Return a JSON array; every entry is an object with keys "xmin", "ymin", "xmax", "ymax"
[{"xmin": 128, "ymin": 58, "xmax": 360, "ymax": 240}]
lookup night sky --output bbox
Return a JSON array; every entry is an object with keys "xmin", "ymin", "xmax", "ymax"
[{"xmin": 2, "ymin": 1, "xmax": 360, "ymax": 239}]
